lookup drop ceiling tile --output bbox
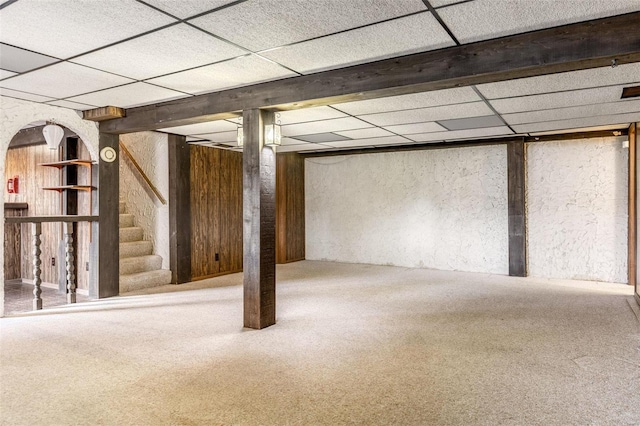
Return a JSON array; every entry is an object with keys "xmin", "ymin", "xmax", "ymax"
[
  {"xmin": 147, "ymin": 55, "xmax": 295, "ymax": 95},
  {"xmin": 0, "ymin": 62, "xmax": 133, "ymax": 99},
  {"xmin": 438, "ymin": 0, "xmax": 640, "ymax": 44},
  {"xmin": 407, "ymin": 126, "xmax": 513, "ymax": 142},
  {"xmin": 282, "ymin": 117, "xmax": 371, "ymax": 136},
  {"xmin": 0, "ymin": 69, "xmax": 17, "ymax": 80},
  {"xmin": 45, "ymin": 100, "xmax": 97, "ymax": 110},
  {"xmin": 503, "ymin": 99, "xmax": 640, "ymax": 125},
  {"xmin": 281, "ymin": 137, "xmax": 306, "ymax": 146},
  {"xmin": 292, "ymin": 133, "xmax": 352, "ymax": 143},
  {"xmin": 0, "ymin": 44, "xmax": 59, "ymax": 73},
  {"xmin": 261, "ymin": 12, "xmax": 454, "ymax": 74},
  {"xmin": 512, "ymin": 112, "xmax": 640, "ymax": 134},
  {"xmin": 278, "ymin": 106, "xmax": 348, "ymax": 125},
  {"xmin": 360, "ymin": 101, "xmax": 493, "ymax": 126},
  {"xmin": 66, "ymin": 82, "xmax": 187, "ymax": 108},
  {"xmin": 477, "ymin": 62, "xmax": 640, "ymax": 99},
  {"xmin": 0, "ymin": 0, "xmax": 176, "ymax": 58},
  {"xmin": 142, "ymin": 0, "xmax": 237, "ymax": 19},
  {"xmin": 158, "ymin": 120, "xmax": 238, "ymax": 135},
  {"xmin": 333, "ymin": 87, "xmax": 480, "ymax": 116},
  {"xmin": 334, "ymin": 127, "xmax": 394, "ymax": 139},
  {"xmin": 529, "ymin": 124, "xmax": 629, "ymax": 136},
  {"xmin": 322, "ymin": 135, "xmax": 410, "ymax": 148},
  {"xmin": 0, "ymin": 87, "xmax": 55, "ymax": 102},
  {"xmin": 438, "ymin": 115, "xmax": 505, "ymax": 130},
  {"xmin": 196, "ymin": 131, "xmax": 237, "ymax": 143},
  {"xmin": 431, "ymin": 0, "xmax": 466, "ymax": 7},
  {"xmin": 276, "ymin": 143, "xmax": 331, "ymax": 153},
  {"xmin": 71, "ymin": 24, "xmax": 246, "ymax": 80},
  {"xmin": 488, "ymin": 84, "xmax": 636, "ymax": 114},
  {"xmin": 384, "ymin": 122, "xmax": 447, "ymax": 135},
  {"xmin": 190, "ymin": 0, "xmax": 426, "ymax": 52}
]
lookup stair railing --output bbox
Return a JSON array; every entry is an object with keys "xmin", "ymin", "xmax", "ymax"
[
  {"xmin": 119, "ymin": 141, "xmax": 167, "ymax": 205},
  {"xmin": 4, "ymin": 215, "xmax": 98, "ymax": 310}
]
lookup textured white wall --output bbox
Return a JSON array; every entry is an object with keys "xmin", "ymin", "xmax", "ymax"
[
  {"xmin": 0, "ymin": 96, "xmax": 99, "ymax": 317},
  {"xmin": 527, "ymin": 137, "xmax": 628, "ymax": 283},
  {"xmin": 305, "ymin": 146, "xmax": 509, "ymax": 274},
  {"xmin": 119, "ymin": 132, "xmax": 170, "ymax": 269}
]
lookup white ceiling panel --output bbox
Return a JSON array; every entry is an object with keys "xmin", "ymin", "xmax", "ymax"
[
  {"xmin": 0, "ymin": 87, "xmax": 54, "ymax": 102},
  {"xmin": 196, "ymin": 131, "xmax": 237, "ymax": 143},
  {"xmin": 282, "ymin": 117, "xmax": 371, "ymax": 136},
  {"xmin": 276, "ymin": 143, "xmax": 331, "ymax": 153},
  {"xmin": 322, "ymin": 135, "xmax": 409, "ymax": 148},
  {"xmin": 407, "ymin": 126, "xmax": 513, "ymax": 142},
  {"xmin": 503, "ymin": 99, "xmax": 640, "ymax": 125},
  {"xmin": 384, "ymin": 122, "xmax": 448, "ymax": 135},
  {"xmin": 438, "ymin": 0, "xmax": 640, "ymax": 44},
  {"xmin": 190, "ymin": 0, "xmax": 426, "ymax": 52},
  {"xmin": 477, "ymin": 62, "xmax": 640, "ymax": 99},
  {"xmin": 158, "ymin": 120, "xmax": 238, "ymax": 135},
  {"xmin": 332, "ymin": 87, "xmax": 481, "ymax": 116},
  {"xmin": 0, "ymin": 44, "xmax": 60, "ymax": 73},
  {"xmin": 0, "ymin": 62, "xmax": 133, "ymax": 99},
  {"xmin": 67, "ymin": 82, "xmax": 188, "ymax": 108},
  {"xmin": 360, "ymin": 101, "xmax": 493, "ymax": 126},
  {"xmin": 334, "ymin": 128, "xmax": 395, "ymax": 139},
  {"xmin": 45, "ymin": 100, "xmax": 97, "ymax": 110},
  {"xmin": 72, "ymin": 24, "xmax": 246, "ymax": 80},
  {"xmin": 488, "ymin": 84, "xmax": 636, "ymax": 114},
  {"xmin": 261, "ymin": 12, "xmax": 454, "ymax": 74},
  {"xmin": 430, "ymin": 0, "xmax": 466, "ymax": 7},
  {"xmin": 0, "ymin": 0, "xmax": 176, "ymax": 59},
  {"xmin": 142, "ymin": 0, "xmax": 237, "ymax": 19},
  {"xmin": 512, "ymin": 113, "xmax": 640, "ymax": 134},
  {"xmin": 147, "ymin": 55, "xmax": 295, "ymax": 95},
  {"xmin": 0, "ymin": 69, "xmax": 17, "ymax": 80},
  {"xmin": 278, "ymin": 106, "xmax": 348, "ymax": 124}
]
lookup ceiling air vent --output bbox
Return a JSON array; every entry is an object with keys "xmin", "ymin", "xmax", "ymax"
[{"xmin": 621, "ymin": 86, "xmax": 640, "ymax": 99}]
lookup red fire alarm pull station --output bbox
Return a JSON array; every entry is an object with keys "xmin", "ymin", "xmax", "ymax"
[{"xmin": 7, "ymin": 176, "xmax": 19, "ymax": 194}]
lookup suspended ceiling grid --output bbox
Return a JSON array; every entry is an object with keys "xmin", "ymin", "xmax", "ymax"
[{"xmin": 1, "ymin": 0, "xmax": 639, "ymax": 152}]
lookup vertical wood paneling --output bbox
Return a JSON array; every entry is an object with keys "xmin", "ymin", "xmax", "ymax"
[
  {"xmin": 190, "ymin": 145, "xmax": 243, "ymax": 280},
  {"xmin": 276, "ymin": 153, "xmax": 305, "ymax": 264},
  {"xmin": 3, "ymin": 206, "xmax": 26, "ymax": 280}
]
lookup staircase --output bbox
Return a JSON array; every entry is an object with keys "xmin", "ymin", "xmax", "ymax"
[{"xmin": 119, "ymin": 201, "xmax": 172, "ymax": 293}]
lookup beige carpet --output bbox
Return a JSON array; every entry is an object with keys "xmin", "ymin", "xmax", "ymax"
[{"xmin": 1, "ymin": 261, "xmax": 639, "ymax": 425}]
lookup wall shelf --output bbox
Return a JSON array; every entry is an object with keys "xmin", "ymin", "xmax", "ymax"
[
  {"xmin": 39, "ymin": 157, "xmax": 94, "ymax": 216},
  {"xmin": 39, "ymin": 160, "xmax": 94, "ymax": 169},
  {"xmin": 43, "ymin": 185, "xmax": 95, "ymax": 192}
]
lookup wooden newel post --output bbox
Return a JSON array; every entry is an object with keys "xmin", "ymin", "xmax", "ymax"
[
  {"xmin": 32, "ymin": 223, "xmax": 43, "ymax": 310},
  {"xmin": 65, "ymin": 222, "xmax": 77, "ymax": 304}
]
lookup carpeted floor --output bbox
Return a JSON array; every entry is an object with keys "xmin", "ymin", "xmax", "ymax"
[{"xmin": 1, "ymin": 261, "xmax": 639, "ymax": 425}]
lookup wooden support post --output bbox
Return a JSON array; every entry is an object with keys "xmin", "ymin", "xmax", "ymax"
[
  {"xmin": 96, "ymin": 132, "xmax": 120, "ymax": 298},
  {"xmin": 32, "ymin": 223, "xmax": 42, "ymax": 310},
  {"xmin": 64, "ymin": 222, "xmax": 76, "ymax": 303},
  {"xmin": 168, "ymin": 133, "xmax": 192, "ymax": 284},
  {"xmin": 630, "ymin": 123, "xmax": 637, "ymax": 287},
  {"xmin": 243, "ymin": 109, "xmax": 276, "ymax": 329},
  {"xmin": 507, "ymin": 139, "xmax": 527, "ymax": 277}
]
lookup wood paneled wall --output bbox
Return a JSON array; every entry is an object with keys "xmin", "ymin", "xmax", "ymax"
[
  {"xmin": 276, "ymin": 153, "xmax": 305, "ymax": 263},
  {"xmin": 190, "ymin": 146, "xmax": 243, "ymax": 280},
  {"xmin": 189, "ymin": 147, "xmax": 306, "ymax": 280},
  {"xmin": 4, "ymin": 142, "xmax": 92, "ymax": 290}
]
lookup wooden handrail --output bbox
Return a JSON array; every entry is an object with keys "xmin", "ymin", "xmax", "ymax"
[
  {"xmin": 5, "ymin": 215, "xmax": 98, "ymax": 224},
  {"xmin": 119, "ymin": 141, "xmax": 167, "ymax": 205}
]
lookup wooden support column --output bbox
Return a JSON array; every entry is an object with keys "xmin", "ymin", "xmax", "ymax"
[
  {"xmin": 630, "ymin": 123, "xmax": 637, "ymax": 287},
  {"xmin": 94, "ymin": 132, "xmax": 120, "ymax": 298},
  {"xmin": 168, "ymin": 133, "xmax": 192, "ymax": 284},
  {"xmin": 243, "ymin": 109, "xmax": 276, "ymax": 329},
  {"xmin": 507, "ymin": 139, "xmax": 527, "ymax": 277}
]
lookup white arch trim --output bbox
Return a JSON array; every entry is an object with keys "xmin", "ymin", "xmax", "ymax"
[{"xmin": 0, "ymin": 96, "xmax": 100, "ymax": 317}]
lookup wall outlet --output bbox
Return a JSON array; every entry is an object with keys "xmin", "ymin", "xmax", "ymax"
[
  {"xmin": 86, "ymin": 262, "xmax": 89, "ymax": 271},
  {"xmin": 215, "ymin": 253, "xmax": 219, "ymax": 261},
  {"xmin": 51, "ymin": 257, "xmax": 55, "ymax": 266}
]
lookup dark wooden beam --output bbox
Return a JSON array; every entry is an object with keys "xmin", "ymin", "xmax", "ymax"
[
  {"xmin": 99, "ymin": 12, "xmax": 640, "ymax": 134},
  {"xmin": 95, "ymin": 132, "xmax": 120, "ymax": 298},
  {"xmin": 507, "ymin": 139, "xmax": 527, "ymax": 277},
  {"xmin": 9, "ymin": 125, "xmax": 76, "ymax": 149},
  {"xmin": 630, "ymin": 123, "xmax": 637, "ymax": 287},
  {"xmin": 168, "ymin": 133, "xmax": 192, "ymax": 284},
  {"xmin": 83, "ymin": 106, "xmax": 125, "ymax": 122},
  {"xmin": 243, "ymin": 109, "xmax": 276, "ymax": 329}
]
